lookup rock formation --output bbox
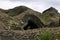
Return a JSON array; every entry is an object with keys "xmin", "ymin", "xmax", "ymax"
[{"xmin": 21, "ymin": 14, "xmax": 44, "ymax": 30}]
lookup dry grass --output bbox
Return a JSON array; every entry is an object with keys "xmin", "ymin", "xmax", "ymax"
[{"xmin": 0, "ymin": 27, "xmax": 60, "ymax": 40}]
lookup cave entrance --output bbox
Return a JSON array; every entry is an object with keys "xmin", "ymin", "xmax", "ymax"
[{"xmin": 24, "ymin": 20, "xmax": 38, "ymax": 30}]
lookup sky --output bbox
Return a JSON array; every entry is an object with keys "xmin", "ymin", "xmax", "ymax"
[{"xmin": 0, "ymin": 0, "xmax": 60, "ymax": 12}]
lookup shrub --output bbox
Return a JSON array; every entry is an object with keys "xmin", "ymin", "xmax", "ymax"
[
  {"xmin": 10, "ymin": 23, "xmax": 21, "ymax": 30},
  {"xmin": 7, "ymin": 20, "xmax": 21, "ymax": 30},
  {"xmin": 40, "ymin": 30, "xmax": 53, "ymax": 40},
  {"xmin": 56, "ymin": 32, "xmax": 60, "ymax": 40}
]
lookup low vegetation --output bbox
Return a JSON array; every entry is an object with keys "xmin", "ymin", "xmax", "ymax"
[
  {"xmin": 0, "ymin": 6, "xmax": 59, "ymax": 40},
  {"xmin": 40, "ymin": 30, "xmax": 53, "ymax": 40}
]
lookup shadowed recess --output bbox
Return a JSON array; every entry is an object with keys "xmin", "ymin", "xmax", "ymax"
[{"xmin": 22, "ymin": 14, "xmax": 44, "ymax": 30}]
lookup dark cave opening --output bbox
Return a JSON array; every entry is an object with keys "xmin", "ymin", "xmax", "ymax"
[{"xmin": 24, "ymin": 20, "xmax": 38, "ymax": 30}]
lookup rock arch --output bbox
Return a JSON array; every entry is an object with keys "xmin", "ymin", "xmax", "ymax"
[{"xmin": 21, "ymin": 14, "xmax": 44, "ymax": 30}]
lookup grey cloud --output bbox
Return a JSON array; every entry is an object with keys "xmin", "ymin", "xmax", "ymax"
[
  {"xmin": 9, "ymin": 0, "xmax": 35, "ymax": 2},
  {"xmin": 8, "ymin": 0, "xmax": 48, "ymax": 2},
  {"xmin": 0, "ymin": 0, "xmax": 60, "ymax": 12}
]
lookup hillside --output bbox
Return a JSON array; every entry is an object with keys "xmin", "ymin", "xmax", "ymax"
[
  {"xmin": 0, "ymin": 6, "xmax": 60, "ymax": 40},
  {"xmin": 0, "ymin": 6, "xmax": 59, "ymax": 30},
  {"xmin": 40, "ymin": 7, "xmax": 59, "ymax": 27}
]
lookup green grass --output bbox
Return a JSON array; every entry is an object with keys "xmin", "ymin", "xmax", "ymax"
[{"xmin": 40, "ymin": 30, "xmax": 53, "ymax": 40}]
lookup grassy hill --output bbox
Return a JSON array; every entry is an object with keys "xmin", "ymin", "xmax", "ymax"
[
  {"xmin": 0, "ymin": 6, "xmax": 59, "ymax": 30},
  {"xmin": 0, "ymin": 6, "xmax": 60, "ymax": 40}
]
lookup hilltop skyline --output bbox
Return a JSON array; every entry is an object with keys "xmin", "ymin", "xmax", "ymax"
[{"xmin": 0, "ymin": 0, "xmax": 60, "ymax": 12}]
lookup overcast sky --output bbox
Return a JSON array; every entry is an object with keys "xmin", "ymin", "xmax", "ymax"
[{"xmin": 0, "ymin": 0, "xmax": 60, "ymax": 12}]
